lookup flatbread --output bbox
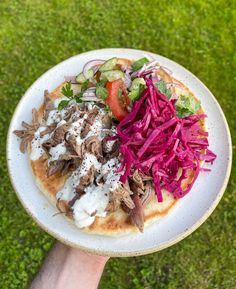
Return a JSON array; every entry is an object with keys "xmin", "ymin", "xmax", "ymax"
[{"xmin": 29, "ymin": 59, "xmax": 205, "ymax": 236}]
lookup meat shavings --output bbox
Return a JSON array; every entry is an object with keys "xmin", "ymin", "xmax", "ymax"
[
  {"xmin": 106, "ymin": 182, "xmax": 135, "ymax": 212},
  {"xmin": 85, "ymin": 136, "xmax": 103, "ymax": 159},
  {"xmin": 13, "ymin": 109, "xmax": 40, "ymax": 153}
]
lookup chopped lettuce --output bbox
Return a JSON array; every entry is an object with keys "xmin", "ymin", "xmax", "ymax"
[{"xmin": 175, "ymin": 94, "xmax": 201, "ymax": 118}]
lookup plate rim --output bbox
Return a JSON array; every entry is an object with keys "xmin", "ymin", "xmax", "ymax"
[{"xmin": 6, "ymin": 48, "xmax": 232, "ymax": 257}]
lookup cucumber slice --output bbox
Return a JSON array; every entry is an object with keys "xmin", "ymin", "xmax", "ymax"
[
  {"xmin": 99, "ymin": 57, "xmax": 118, "ymax": 72},
  {"xmin": 76, "ymin": 72, "xmax": 86, "ymax": 83},
  {"xmin": 100, "ymin": 70, "xmax": 124, "ymax": 82},
  {"xmin": 130, "ymin": 77, "xmax": 146, "ymax": 91},
  {"xmin": 83, "ymin": 69, "xmax": 94, "ymax": 79},
  {"xmin": 76, "ymin": 69, "xmax": 94, "ymax": 83}
]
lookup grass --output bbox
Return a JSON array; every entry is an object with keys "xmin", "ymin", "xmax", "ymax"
[{"xmin": 0, "ymin": 0, "xmax": 235, "ymax": 288}]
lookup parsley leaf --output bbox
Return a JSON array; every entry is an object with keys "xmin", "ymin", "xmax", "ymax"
[
  {"xmin": 75, "ymin": 92, "xmax": 83, "ymax": 103},
  {"xmin": 96, "ymin": 85, "xmax": 108, "ymax": 100},
  {"xmin": 175, "ymin": 94, "xmax": 201, "ymax": 118},
  {"xmin": 61, "ymin": 82, "xmax": 73, "ymax": 98},
  {"xmin": 81, "ymin": 79, "xmax": 89, "ymax": 92},
  {"xmin": 58, "ymin": 100, "xmax": 70, "ymax": 110},
  {"xmin": 131, "ymin": 57, "xmax": 149, "ymax": 71},
  {"xmin": 104, "ymin": 105, "xmax": 110, "ymax": 112},
  {"xmin": 154, "ymin": 80, "xmax": 172, "ymax": 99}
]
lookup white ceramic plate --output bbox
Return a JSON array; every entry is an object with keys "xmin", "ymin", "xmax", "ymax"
[{"xmin": 7, "ymin": 48, "xmax": 232, "ymax": 257}]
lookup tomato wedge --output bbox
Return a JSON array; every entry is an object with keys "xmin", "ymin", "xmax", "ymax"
[{"xmin": 105, "ymin": 79, "xmax": 130, "ymax": 121}]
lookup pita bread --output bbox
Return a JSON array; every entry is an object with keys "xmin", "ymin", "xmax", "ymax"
[{"xmin": 28, "ymin": 59, "xmax": 205, "ymax": 236}]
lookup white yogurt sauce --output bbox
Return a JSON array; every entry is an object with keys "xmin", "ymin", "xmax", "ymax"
[
  {"xmin": 49, "ymin": 141, "xmax": 67, "ymax": 162},
  {"xmin": 73, "ymin": 185, "xmax": 109, "ymax": 228},
  {"xmin": 104, "ymin": 139, "xmax": 116, "ymax": 152},
  {"xmin": 56, "ymin": 153, "xmax": 102, "ymax": 202},
  {"xmin": 30, "ymin": 127, "xmax": 50, "ymax": 160},
  {"xmin": 32, "ymin": 98, "xmax": 120, "ymax": 228}
]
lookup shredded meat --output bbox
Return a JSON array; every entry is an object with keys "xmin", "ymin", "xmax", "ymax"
[
  {"xmin": 85, "ymin": 136, "xmax": 102, "ymax": 159},
  {"xmin": 102, "ymin": 113, "xmax": 112, "ymax": 129},
  {"xmin": 130, "ymin": 181, "xmax": 145, "ymax": 196},
  {"xmin": 43, "ymin": 90, "xmax": 54, "ymax": 120},
  {"xmin": 66, "ymin": 134, "xmax": 85, "ymax": 158},
  {"xmin": 40, "ymin": 124, "xmax": 56, "ymax": 137},
  {"xmin": 13, "ymin": 109, "xmax": 40, "ymax": 153},
  {"xmin": 80, "ymin": 108, "xmax": 99, "ymax": 138},
  {"xmin": 63, "ymin": 105, "xmax": 80, "ymax": 122},
  {"xmin": 47, "ymin": 157, "xmax": 82, "ymax": 177},
  {"xmin": 75, "ymin": 165, "xmax": 96, "ymax": 194},
  {"xmin": 129, "ymin": 194, "xmax": 144, "ymax": 232},
  {"xmin": 47, "ymin": 160, "xmax": 65, "ymax": 176},
  {"xmin": 106, "ymin": 182, "xmax": 134, "ymax": 212},
  {"xmin": 131, "ymin": 170, "xmax": 145, "ymax": 190},
  {"xmin": 141, "ymin": 181, "xmax": 154, "ymax": 206},
  {"xmin": 51, "ymin": 123, "xmax": 71, "ymax": 146},
  {"xmin": 102, "ymin": 139, "xmax": 120, "ymax": 159},
  {"xmin": 61, "ymin": 158, "xmax": 81, "ymax": 176}
]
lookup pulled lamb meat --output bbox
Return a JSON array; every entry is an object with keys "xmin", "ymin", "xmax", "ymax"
[
  {"xmin": 85, "ymin": 136, "xmax": 103, "ymax": 160},
  {"xmin": 76, "ymin": 165, "xmax": 96, "ymax": 195},
  {"xmin": 131, "ymin": 169, "xmax": 145, "ymax": 190},
  {"xmin": 120, "ymin": 174, "xmax": 155, "ymax": 232},
  {"xmin": 47, "ymin": 157, "xmax": 81, "ymax": 177},
  {"xmin": 102, "ymin": 138, "xmax": 120, "ymax": 159},
  {"xmin": 51, "ymin": 123, "xmax": 71, "ymax": 146},
  {"xmin": 47, "ymin": 160, "xmax": 65, "ymax": 176},
  {"xmin": 66, "ymin": 134, "xmax": 85, "ymax": 159},
  {"xmin": 128, "ymin": 194, "xmax": 144, "ymax": 232},
  {"xmin": 106, "ymin": 182, "xmax": 135, "ymax": 212},
  {"xmin": 101, "ymin": 112, "xmax": 112, "ymax": 129},
  {"xmin": 141, "ymin": 181, "xmax": 154, "ymax": 206},
  {"xmin": 80, "ymin": 108, "xmax": 99, "ymax": 138},
  {"xmin": 43, "ymin": 90, "xmax": 55, "ymax": 120},
  {"xmin": 13, "ymin": 109, "xmax": 40, "ymax": 153}
]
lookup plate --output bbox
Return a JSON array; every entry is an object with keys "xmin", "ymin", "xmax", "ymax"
[{"xmin": 7, "ymin": 48, "xmax": 232, "ymax": 257}]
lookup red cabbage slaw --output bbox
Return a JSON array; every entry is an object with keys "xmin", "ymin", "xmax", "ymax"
[{"xmin": 117, "ymin": 78, "xmax": 216, "ymax": 202}]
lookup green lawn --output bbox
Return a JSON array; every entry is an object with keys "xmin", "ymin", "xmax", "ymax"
[{"xmin": 0, "ymin": 0, "xmax": 235, "ymax": 288}]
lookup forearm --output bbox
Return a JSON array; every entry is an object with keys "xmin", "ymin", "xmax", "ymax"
[{"xmin": 29, "ymin": 242, "xmax": 109, "ymax": 289}]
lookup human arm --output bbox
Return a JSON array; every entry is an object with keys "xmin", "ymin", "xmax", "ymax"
[{"xmin": 29, "ymin": 241, "xmax": 109, "ymax": 289}]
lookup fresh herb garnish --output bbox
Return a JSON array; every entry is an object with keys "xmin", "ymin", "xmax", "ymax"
[
  {"xmin": 131, "ymin": 57, "xmax": 149, "ymax": 71},
  {"xmin": 104, "ymin": 105, "xmax": 110, "ymax": 112},
  {"xmin": 74, "ymin": 93, "xmax": 83, "ymax": 103},
  {"xmin": 61, "ymin": 82, "xmax": 73, "ymax": 98},
  {"xmin": 175, "ymin": 94, "xmax": 201, "ymax": 118},
  {"xmin": 81, "ymin": 79, "xmax": 89, "ymax": 92},
  {"xmin": 58, "ymin": 100, "xmax": 70, "ymax": 110},
  {"xmin": 97, "ymin": 79, "xmax": 107, "ymax": 87},
  {"xmin": 96, "ymin": 85, "xmax": 108, "ymax": 100},
  {"xmin": 154, "ymin": 80, "xmax": 172, "ymax": 99}
]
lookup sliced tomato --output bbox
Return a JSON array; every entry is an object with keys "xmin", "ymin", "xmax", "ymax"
[{"xmin": 105, "ymin": 79, "xmax": 129, "ymax": 121}]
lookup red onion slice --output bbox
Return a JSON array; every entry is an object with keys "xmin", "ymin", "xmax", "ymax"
[
  {"xmin": 83, "ymin": 59, "xmax": 105, "ymax": 77},
  {"xmin": 64, "ymin": 76, "xmax": 77, "ymax": 83},
  {"xmin": 131, "ymin": 60, "xmax": 160, "ymax": 78},
  {"xmin": 81, "ymin": 96, "xmax": 102, "ymax": 102},
  {"xmin": 82, "ymin": 91, "xmax": 96, "ymax": 97},
  {"xmin": 124, "ymin": 72, "xmax": 132, "ymax": 88}
]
